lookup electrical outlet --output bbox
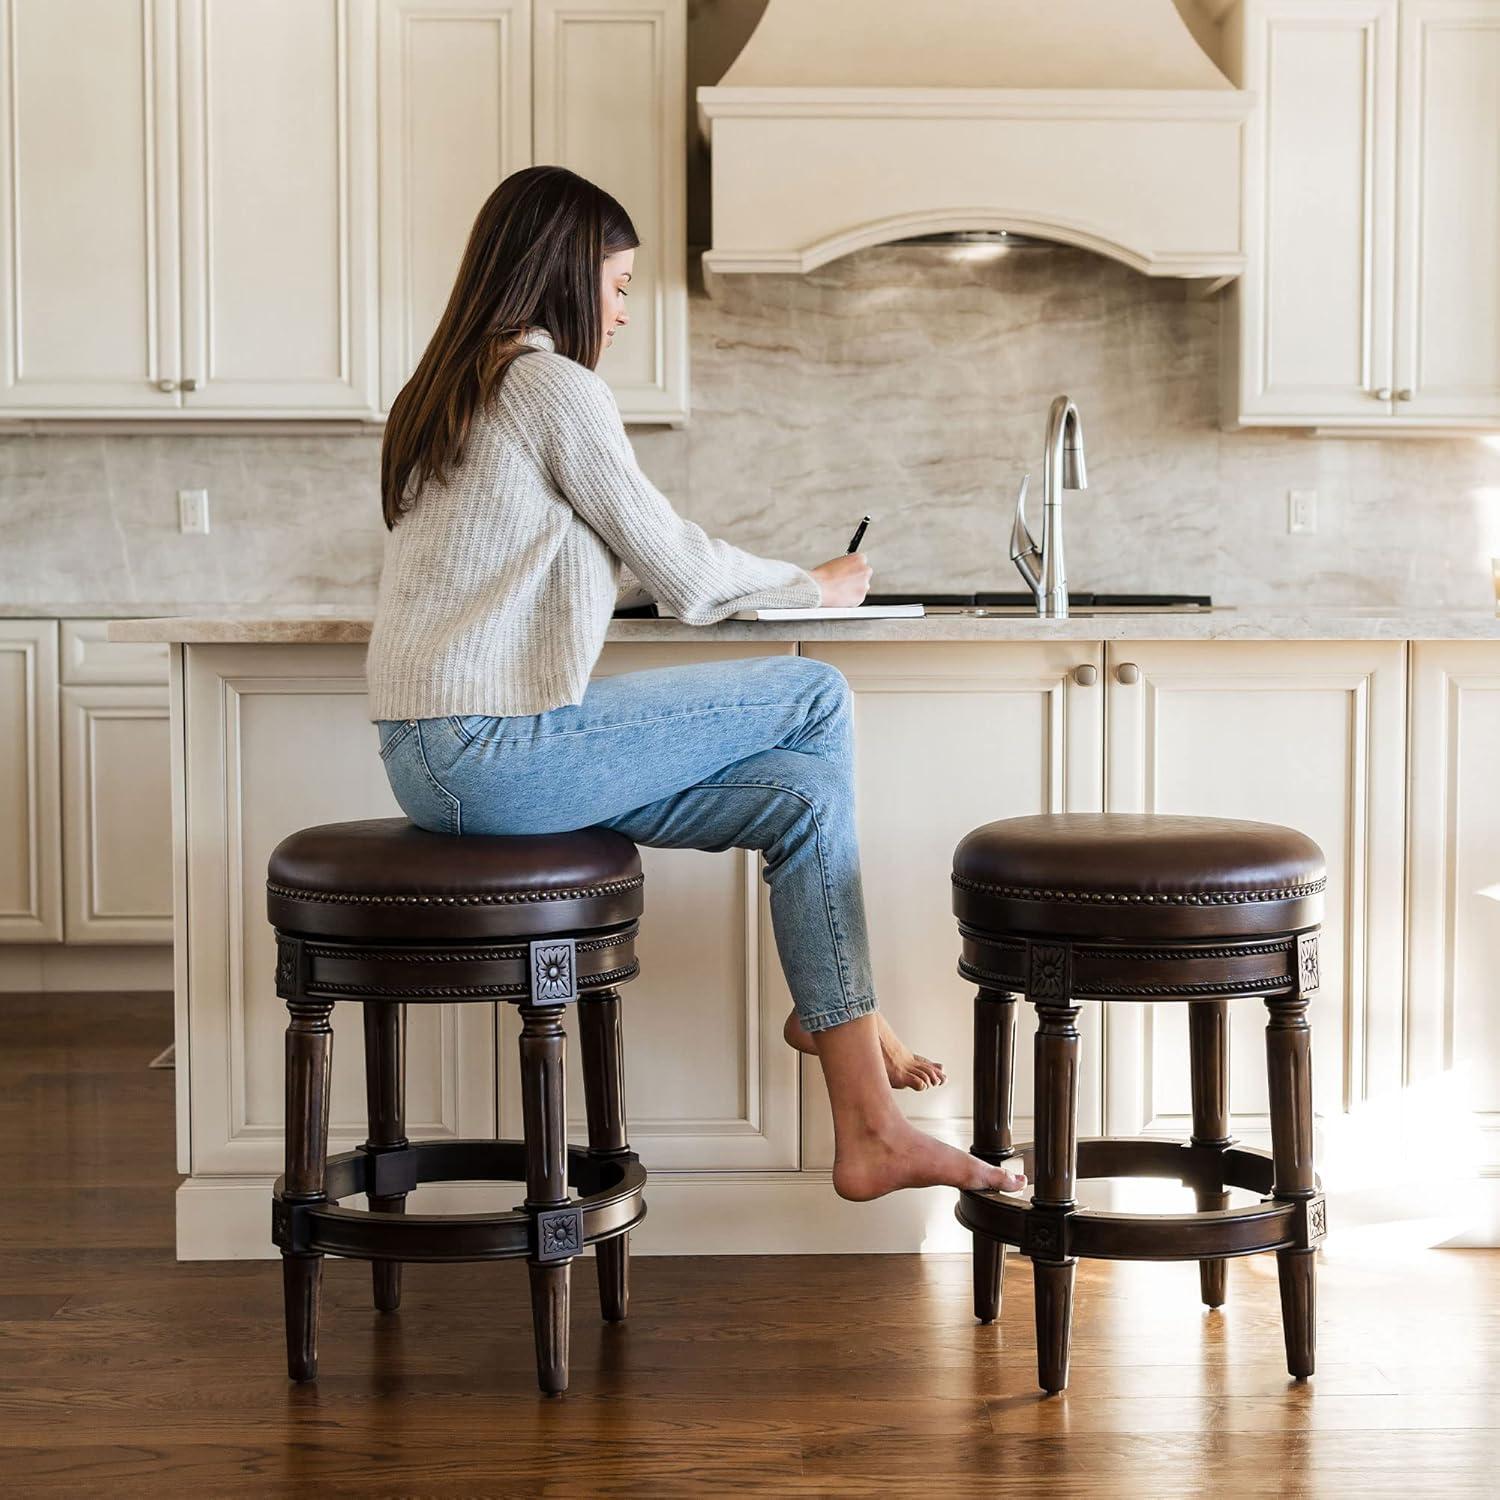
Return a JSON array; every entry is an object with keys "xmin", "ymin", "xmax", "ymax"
[
  {"xmin": 178, "ymin": 488, "xmax": 210, "ymax": 535},
  {"xmin": 1287, "ymin": 489, "xmax": 1317, "ymax": 535}
]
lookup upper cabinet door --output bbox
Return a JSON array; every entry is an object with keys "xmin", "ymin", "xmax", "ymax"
[
  {"xmin": 1232, "ymin": 0, "xmax": 1399, "ymax": 424},
  {"xmin": 0, "ymin": 0, "xmax": 181, "ymax": 413},
  {"xmin": 176, "ymin": 0, "xmax": 378, "ymax": 414},
  {"xmin": 378, "ymin": 0, "xmax": 533, "ymax": 411},
  {"xmin": 1393, "ymin": 1, "xmax": 1500, "ymax": 425},
  {"xmin": 533, "ymin": 0, "xmax": 687, "ymax": 424}
]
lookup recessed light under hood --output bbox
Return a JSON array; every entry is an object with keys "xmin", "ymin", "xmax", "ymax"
[{"xmin": 697, "ymin": 0, "xmax": 1252, "ymax": 281}]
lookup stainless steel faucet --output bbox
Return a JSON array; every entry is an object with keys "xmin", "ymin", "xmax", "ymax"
[{"xmin": 1010, "ymin": 395, "xmax": 1088, "ymax": 617}]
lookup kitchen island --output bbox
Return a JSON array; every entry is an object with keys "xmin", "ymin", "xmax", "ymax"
[{"xmin": 107, "ymin": 607, "xmax": 1500, "ymax": 1256}]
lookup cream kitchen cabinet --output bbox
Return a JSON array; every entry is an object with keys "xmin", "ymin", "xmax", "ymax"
[
  {"xmin": 0, "ymin": 0, "xmax": 379, "ymax": 418},
  {"xmin": 116, "ymin": 620, "xmax": 1500, "ymax": 1255},
  {"xmin": 1391, "ymin": 1, "xmax": 1500, "ymax": 426},
  {"xmin": 1101, "ymin": 639, "xmax": 1408, "ymax": 1146},
  {"xmin": 0, "ymin": 0, "xmax": 685, "ymax": 421},
  {"xmin": 1224, "ymin": 0, "xmax": 1500, "ymax": 430},
  {"xmin": 59, "ymin": 622, "xmax": 172, "ymax": 943},
  {"xmin": 0, "ymin": 621, "xmax": 61, "ymax": 941},
  {"xmin": 1406, "ymin": 643, "xmax": 1500, "ymax": 1192},
  {"xmin": 377, "ymin": 0, "xmax": 534, "ymax": 408},
  {"xmin": 0, "ymin": 0, "xmax": 179, "ymax": 413},
  {"xmin": 0, "ymin": 620, "xmax": 171, "ymax": 947},
  {"xmin": 533, "ymin": 0, "xmax": 688, "ymax": 423},
  {"xmin": 797, "ymin": 641, "xmax": 1107, "ymax": 1170},
  {"xmin": 378, "ymin": 0, "xmax": 687, "ymax": 423}
]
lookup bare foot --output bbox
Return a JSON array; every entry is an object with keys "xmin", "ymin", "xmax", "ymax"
[
  {"xmin": 831, "ymin": 1117, "xmax": 1028, "ymax": 1203},
  {"xmin": 784, "ymin": 1009, "xmax": 945, "ymax": 1090}
]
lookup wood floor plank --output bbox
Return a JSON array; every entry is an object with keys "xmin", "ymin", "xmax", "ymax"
[{"xmin": 2, "ymin": 992, "xmax": 1497, "ymax": 1497}]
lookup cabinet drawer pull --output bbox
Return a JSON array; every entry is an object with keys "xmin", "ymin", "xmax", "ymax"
[
  {"xmin": 1373, "ymin": 387, "xmax": 1392, "ymax": 401},
  {"xmin": 1396, "ymin": 388, "xmax": 1413, "ymax": 402},
  {"xmin": 1072, "ymin": 665, "xmax": 1097, "ymax": 687},
  {"xmin": 180, "ymin": 378, "xmax": 199, "ymax": 393},
  {"xmin": 156, "ymin": 379, "xmax": 177, "ymax": 393},
  {"xmin": 1115, "ymin": 662, "xmax": 1141, "ymax": 685}
]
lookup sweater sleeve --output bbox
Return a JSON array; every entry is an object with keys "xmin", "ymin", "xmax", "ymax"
[{"xmin": 521, "ymin": 355, "xmax": 824, "ymax": 626}]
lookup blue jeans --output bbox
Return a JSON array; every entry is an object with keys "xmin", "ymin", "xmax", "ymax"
[{"xmin": 374, "ymin": 655, "xmax": 879, "ymax": 1033}]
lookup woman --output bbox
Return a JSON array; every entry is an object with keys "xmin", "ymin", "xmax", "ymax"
[{"xmin": 367, "ymin": 165, "xmax": 1023, "ymax": 1202}]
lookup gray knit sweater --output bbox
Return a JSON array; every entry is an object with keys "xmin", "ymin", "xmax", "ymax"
[{"xmin": 366, "ymin": 327, "xmax": 822, "ymax": 719}]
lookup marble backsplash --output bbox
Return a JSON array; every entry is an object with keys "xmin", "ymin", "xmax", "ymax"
[{"xmin": 3, "ymin": 244, "xmax": 1498, "ymax": 612}]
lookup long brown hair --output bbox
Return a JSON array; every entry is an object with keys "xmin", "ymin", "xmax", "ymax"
[{"xmin": 380, "ymin": 165, "xmax": 639, "ymax": 528}]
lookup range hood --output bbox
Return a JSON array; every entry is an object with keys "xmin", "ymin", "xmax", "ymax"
[{"xmin": 697, "ymin": 0, "xmax": 1251, "ymax": 280}]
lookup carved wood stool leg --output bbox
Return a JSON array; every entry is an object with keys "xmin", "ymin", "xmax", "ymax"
[
  {"xmin": 519, "ymin": 1003, "xmax": 573, "ymax": 1395},
  {"xmin": 1266, "ymin": 985, "xmax": 1318, "ymax": 1379},
  {"xmin": 1189, "ymin": 998, "xmax": 1232, "ymax": 1309},
  {"xmin": 1032, "ymin": 994, "xmax": 1081, "ymax": 1394},
  {"xmin": 282, "ymin": 997, "xmax": 334, "ymax": 1382},
  {"xmin": 580, "ymin": 987, "xmax": 630, "ymax": 1323},
  {"xmin": 971, "ymin": 987, "xmax": 1018, "ymax": 1323},
  {"xmin": 362, "ymin": 1000, "xmax": 408, "ymax": 1313}
]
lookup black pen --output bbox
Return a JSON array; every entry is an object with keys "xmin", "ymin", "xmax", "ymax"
[{"xmin": 846, "ymin": 514, "xmax": 870, "ymax": 553}]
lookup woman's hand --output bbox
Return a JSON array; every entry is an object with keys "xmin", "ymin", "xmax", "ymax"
[{"xmin": 808, "ymin": 552, "xmax": 873, "ymax": 607}]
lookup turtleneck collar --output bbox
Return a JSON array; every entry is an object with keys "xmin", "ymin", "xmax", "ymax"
[{"xmin": 520, "ymin": 326, "xmax": 555, "ymax": 352}]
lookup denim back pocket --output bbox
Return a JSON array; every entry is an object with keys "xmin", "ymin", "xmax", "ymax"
[
  {"xmin": 377, "ymin": 720, "xmax": 461, "ymax": 834},
  {"xmin": 376, "ymin": 719, "xmax": 416, "ymax": 760},
  {"xmin": 447, "ymin": 712, "xmax": 534, "ymax": 748}
]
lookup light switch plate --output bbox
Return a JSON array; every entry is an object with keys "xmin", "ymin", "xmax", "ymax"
[
  {"xmin": 178, "ymin": 488, "xmax": 210, "ymax": 535},
  {"xmin": 1287, "ymin": 489, "xmax": 1317, "ymax": 534}
]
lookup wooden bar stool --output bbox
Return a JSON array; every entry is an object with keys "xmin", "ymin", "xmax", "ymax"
[
  {"xmin": 951, "ymin": 813, "xmax": 1327, "ymax": 1393},
  {"xmin": 265, "ymin": 817, "xmax": 648, "ymax": 1396}
]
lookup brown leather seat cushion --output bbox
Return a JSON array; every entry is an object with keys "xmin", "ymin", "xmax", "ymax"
[
  {"xmin": 953, "ymin": 813, "xmax": 1325, "ymax": 939},
  {"xmin": 267, "ymin": 818, "xmax": 643, "ymax": 941}
]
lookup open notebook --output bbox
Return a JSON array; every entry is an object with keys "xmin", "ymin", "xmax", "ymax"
[{"xmin": 726, "ymin": 603, "xmax": 926, "ymax": 621}]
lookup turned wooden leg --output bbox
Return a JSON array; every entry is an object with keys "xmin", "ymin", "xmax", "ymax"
[
  {"xmin": 580, "ymin": 988, "xmax": 631, "ymax": 1323},
  {"xmin": 1266, "ymin": 978, "xmax": 1318, "ymax": 1380},
  {"xmin": 971, "ymin": 987, "xmax": 1018, "ymax": 1323},
  {"xmin": 362, "ymin": 1000, "xmax": 408, "ymax": 1313},
  {"xmin": 519, "ymin": 1003, "xmax": 573, "ymax": 1395},
  {"xmin": 1189, "ymin": 999, "xmax": 1232, "ymax": 1309},
  {"xmin": 282, "ymin": 996, "xmax": 334, "ymax": 1382},
  {"xmin": 1031, "ymin": 992, "xmax": 1081, "ymax": 1395}
]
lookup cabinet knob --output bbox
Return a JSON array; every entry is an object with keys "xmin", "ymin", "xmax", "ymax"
[
  {"xmin": 1073, "ymin": 664, "xmax": 1097, "ymax": 687},
  {"xmin": 156, "ymin": 379, "xmax": 178, "ymax": 393},
  {"xmin": 1396, "ymin": 388, "xmax": 1413, "ymax": 402},
  {"xmin": 1373, "ymin": 387, "xmax": 1393, "ymax": 401},
  {"xmin": 180, "ymin": 378, "xmax": 199, "ymax": 393},
  {"xmin": 1115, "ymin": 662, "xmax": 1141, "ymax": 685}
]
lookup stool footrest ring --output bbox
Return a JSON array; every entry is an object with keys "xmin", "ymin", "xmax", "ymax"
[
  {"xmin": 271, "ymin": 1139, "xmax": 646, "ymax": 1263},
  {"xmin": 956, "ymin": 1135, "xmax": 1325, "ymax": 1262}
]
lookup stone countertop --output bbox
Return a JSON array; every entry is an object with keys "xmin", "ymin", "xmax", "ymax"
[
  {"xmin": 104, "ymin": 605, "xmax": 1500, "ymax": 644},
  {"xmin": 1, "ymin": 601, "xmax": 257, "ymax": 620}
]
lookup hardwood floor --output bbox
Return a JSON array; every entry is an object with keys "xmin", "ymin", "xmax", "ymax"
[{"xmin": 2, "ymin": 992, "xmax": 1497, "ymax": 1496}]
